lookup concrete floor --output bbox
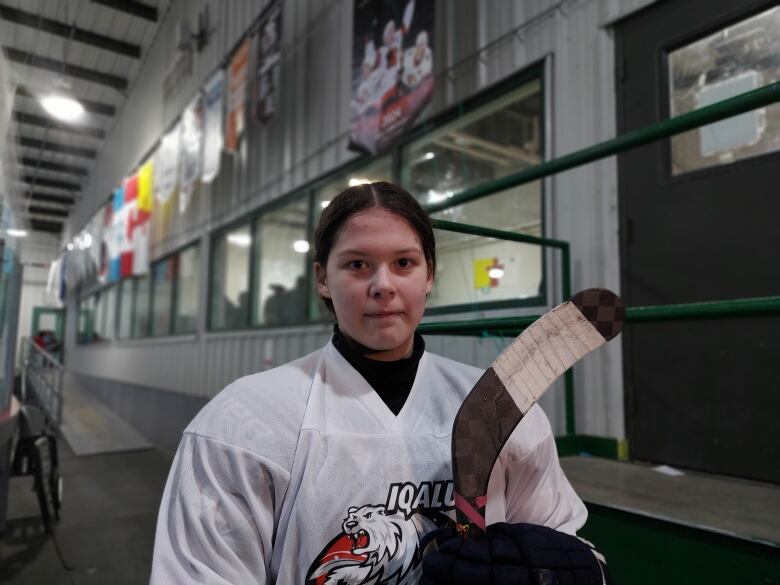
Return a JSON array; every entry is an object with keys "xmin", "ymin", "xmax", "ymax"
[{"xmin": 0, "ymin": 437, "xmax": 172, "ymax": 585}]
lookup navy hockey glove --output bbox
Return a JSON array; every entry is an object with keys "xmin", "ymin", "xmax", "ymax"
[{"xmin": 420, "ymin": 522, "xmax": 609, "ymax": 585}]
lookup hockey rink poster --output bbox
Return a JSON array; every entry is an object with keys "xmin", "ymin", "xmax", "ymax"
[
  {"xmin": 202, "ymin": 69, "xmax": 225, "ymax": 183},
  {"xmin": 155, "ymin": 122, "xmax": 180, "ymax": 205},
  {"xmin": 251, "ymin": 0, "xmax": 282, "ymax": 126},
  {"xmin": 350, "ymin": 0, "xmax": 435, "ymax": 154},
  {"xmin": 179, "ymin": 93, "xmax": 204, "ymax": 213},
  {"xmin": 226, "ymin": 37, "xmax": 251, "ymax": 152}
]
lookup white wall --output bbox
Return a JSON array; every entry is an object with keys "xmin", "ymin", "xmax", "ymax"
[
  {"xmin": 16, "ymin": 233, "xmax": 62, "ymax": 364},
  {"xmin": 65, "ymin": 0, "xmax": 660, "ymax": 439}
]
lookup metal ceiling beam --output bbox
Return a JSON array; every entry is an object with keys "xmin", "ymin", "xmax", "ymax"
[
  {"xmin": 18, "ymin": 136, "xmax": 97, "ymax": 159},
  {"xmin": 21, "ymin": 157, "xmax": 88, "ymax": 176},
  {"xmin": 26, "ymin": 191, "xmax": 76, "ymax": 205},
  {"xmin": 0, "ymin": 5, "xmax": 141, "ymax": 59},
  {"xmin": 14, "ymin": 111, "xmax": 105, "ymax": 139},
  {"xmin": 4, "ymin": 47, "xmax": 128, "ymax": 91},
  {"xmin": 27, "ymin": 206, "xmax": 69, "ymax": 218},
  {"xmin": 30, "ymin": 219, "xmax": 63, "ymax": 233},
  {"xmin": 91, "ymin": 0, "xmax": 158, "ymax": 22},
  {"xmin": 16, "ymin": 86, "xmax": 115, "ymax": 117},
  {"xmin": 23, "ymin": 175, "xmax": 81, "ymax": 191}
]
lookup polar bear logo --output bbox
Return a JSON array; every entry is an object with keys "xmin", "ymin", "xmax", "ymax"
[{"xmin": 307, "ymin": 504, "xmax": 434, "ymax": 585}]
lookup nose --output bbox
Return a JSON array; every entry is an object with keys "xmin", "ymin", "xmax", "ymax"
[{"xmin": 369, "ymin": 264, "xmax": 395, "ymax": 298}]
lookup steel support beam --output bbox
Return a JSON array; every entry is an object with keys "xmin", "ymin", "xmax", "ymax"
[
  {"xmin": 0, "ymin": 6, "xmax": 141, "ymax": 58},
  {"xmin": 22, "ymin": 175, "xmax": 81, "ymax": 191},
  {"xmin": 91, "ymin": 0, "xmax": 158, "ymax": 22},
  {"xmin": 4, "ymin": 47, "xmax": 128, "ymax": 91},
  {"xmin": 26, "ymin": 192, "xmax": 76, "ymax": 205},
  {"xmin": 18, "ymin": 136, "xmax": 97, "ymax": 159},
  {"xmin": 21, "ymin": 158, "xmax": 88, "ymax": 176},
  {"xmin": 14, "ymin": 112, "xmax": 105, "ymax": 139}
]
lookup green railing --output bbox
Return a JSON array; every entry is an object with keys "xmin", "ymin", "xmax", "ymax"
[{"xmin": 420, "ymin": 80, "xmax": 780, "ymax": 437}]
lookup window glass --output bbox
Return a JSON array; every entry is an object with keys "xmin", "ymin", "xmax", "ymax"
[
  {"xmin": 78, "ymin": 295, "xmax": 95, "ymax": 343},
  {"xmin": 400, "ymin": 79, "xmax": 544, "ymax": 308},
  {"xmin": 93, "ymin": 290, "xmax": 106, "ymax": 341},
  {"xmin": 134, "ymin": 275, "xmax": 150, "ymax": 338},
  {"xmin": 103, "ymin": 286, "xmax": 117, "ymax": 340},
  {"xmin": 151, "ymin": 258, "xmax": 174, "ymax": 336},
  {"xmin": 669, "ymin": 7, "xmax": 780, "ymax": 174},
  {"xmin": 174, "ymin": 245, "xmax": 200, "ymax": 333},
  {"xmin": 118, "ymin": 278, "xmax": 133, "ymax": 339},
  {"xmin": 310, "ymin": 157, "xmax": 393, "ymax": 321},
  {"xmin": 254, "ymin": 197, "xmax": 309, "ymax": 326},
  {"xmin": 210, "ymin": 224, "xmax": 251, "ymax": 329}
]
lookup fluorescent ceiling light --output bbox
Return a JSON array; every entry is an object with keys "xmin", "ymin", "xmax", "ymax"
[
  {"xmin": 40, "ymin": 94, "xmax": 85, "ymax": 122},
  {"xmin": 227, "ymin": 233, "xmax": 251, "ymax": 247},
  {"xmin": 320, "ymin": 200, "xmax": 330, "ymax": 209},
  {"xmin": 6, "ymin": 229, "xmax": 27, "ymax": 237},
  {"xmin": 66, "ymin": 242, "xmax": 74, "ymax": 251},
  {"xmin": 293, "ymin": 240, "xmax": 310, "ymax": 253},
  {"xmin": 424, "ymin": 151, "xmax": 435, "ymax": 160},
  {"xmin": 348, "ymin": 177, "xmax": 371, "ymax": 187}
]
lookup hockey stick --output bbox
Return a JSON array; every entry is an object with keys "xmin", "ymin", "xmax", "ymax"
[{"xmin": 451, "ymin": 288, "xmax": 625, "ymax": 537}]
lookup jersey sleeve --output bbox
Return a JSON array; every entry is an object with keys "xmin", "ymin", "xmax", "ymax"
[
  {"xmin": 150, "ymin": 432, "xmax": 291, "ymax": 584},
  {"xmin": 485, "ymin": 405, "xmax": 587, "ymax": 535}
]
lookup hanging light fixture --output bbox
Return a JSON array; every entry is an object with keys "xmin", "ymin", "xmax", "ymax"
[{"xmin": 39, "ymin": 94, "xmax": 85, "ymax": 122}]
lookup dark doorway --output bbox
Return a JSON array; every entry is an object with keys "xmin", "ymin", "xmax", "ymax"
[{"xmin": 615, "ymin": 0, "xmax": 780, "ymax": 483}]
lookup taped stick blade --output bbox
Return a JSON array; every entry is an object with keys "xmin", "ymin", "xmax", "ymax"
[{"xmin": 450, "ymin": 288, "xmax": 625, "ymax": 534}]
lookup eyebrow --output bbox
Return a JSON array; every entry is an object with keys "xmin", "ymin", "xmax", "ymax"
[{"xmin": 336, "ymin": 248, "xmax": 423, "ymax": 257}]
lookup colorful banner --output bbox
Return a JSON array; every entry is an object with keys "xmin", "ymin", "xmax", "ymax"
[
  {"xmin": 155, "ymin": 122, "xmax": 180, "ymax": 204},
  {"xmin": 251, "ymin": 0, "xmax": 282, "ymax": 126},
  {"xmin": 99, "ymin": 202, "xmax": 113, "ymax": 283},
  {"xmin": 202, "ymin": 69, "xmax": 226, "ymax": 183},
  {"xmin": 132, "ymin": 158, "xmax": 154, "ymax": 275},
  {"xmin": 350, "ymin": 0, "xmax": 434, "ymax": 155},
  {"xmin": 179, "ymin": 93, "xmax": 203, "ymax": 213},
  {"xmin": 108, "ymin": 185, "xmax": 125, "ymax": 282},
  {"xmin": 226, "ymin": 37, "xmax": 251, "ymax": 152}
]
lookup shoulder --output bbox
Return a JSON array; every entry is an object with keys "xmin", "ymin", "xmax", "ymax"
[
  {"xmin": 184, "ymin": 349, "xmax": 323, "ymax": 466},
  {"xmin": 424, "ymin": 351, "xmax": 484, "ymax": 397}
]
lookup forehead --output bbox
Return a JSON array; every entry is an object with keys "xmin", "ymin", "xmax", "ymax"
[{"xmin": 331, "ymin": 208, "xmax": 422, "ymax": 252}]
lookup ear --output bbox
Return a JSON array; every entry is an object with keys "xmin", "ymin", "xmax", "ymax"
[
  {"xmin": 314, "ymin": 262, "xmax": 331, "ymax": 298},
  {"xmin": 424, "ymin": 267, "xmax": 434, "ymax": 296}
]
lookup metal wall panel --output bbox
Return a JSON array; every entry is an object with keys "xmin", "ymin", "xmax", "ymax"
[{"xmin": 64, "ymin": 0, "xmax": 663, "ymax": 438}]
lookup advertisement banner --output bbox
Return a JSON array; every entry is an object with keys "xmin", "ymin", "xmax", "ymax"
[
  {"xmin": 155, "ymin": 122, "xmax": 180, "ymax": 204},
  {"xmin": 179, "ymin": 93, "xmax": 203, "ymax": 213},
  {"xmin": 350, "ymin": 0, "xmax": 434, "ymax": 154},
  {"xmin": 226, "ymin": 37, "xmax": 251, "ymax": 152},
  {"xmin": 108, "ymin": 185, "xmax": 125, "ymax": 282},
  {"xmin": 202, "ymin": 69, "xmax": 226, "ymax": 183},
  {"xmin": 131, "ymin": 158, "xmax": 154, "ymax": 275},
  {"xmin": 251, "ymin": 0, "xmax": 282, "ymax": 126}
]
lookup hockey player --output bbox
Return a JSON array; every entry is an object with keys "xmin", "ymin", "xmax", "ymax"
[{"xmin": 150, "ymin": 182, "xmax": 605, "ymax": 584}]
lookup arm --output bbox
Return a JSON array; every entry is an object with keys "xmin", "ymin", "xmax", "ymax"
[
  {"xmin": 487, "ymin": 406, "xmax": 587, "ymax": 534},
  {"xmin": 150, "ymin": 433, "xmax": 289, "ymax": 584}
]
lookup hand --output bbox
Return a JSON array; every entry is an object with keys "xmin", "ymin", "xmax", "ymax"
[{"xmin": 420, "ymin": 522, "xmax": 608, "ymax": 585}]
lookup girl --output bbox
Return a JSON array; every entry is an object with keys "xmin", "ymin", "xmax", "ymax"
[{"xmin": 150, "ymin": 182, "xmax": 587, "ymax": 584}]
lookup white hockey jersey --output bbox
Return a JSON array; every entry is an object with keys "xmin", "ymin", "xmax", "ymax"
[{"xmin": 150, "ymin": 341, "xmax": 586, "ymax": 585}]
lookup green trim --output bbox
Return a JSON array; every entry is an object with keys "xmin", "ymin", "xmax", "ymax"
[
  {"xmin": 581, "ymin": 502, "xmax": 780, "ymax": 585},
  {"xmin": 555, "ymin": 435, "xmax": 623, "ymax": 459}
]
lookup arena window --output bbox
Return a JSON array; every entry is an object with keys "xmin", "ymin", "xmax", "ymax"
[{"xmin": 209, "ymin": 223, "xmax": 252, "ymax": 330}]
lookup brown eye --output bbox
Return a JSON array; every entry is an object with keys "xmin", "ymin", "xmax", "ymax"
[
  {"xmin": 397, "ymin": 258, "xmax": 412, "ymax": 268},
  {"xmin": 348, "ymin": 260, "xmax": 365, "ymax": 269}
]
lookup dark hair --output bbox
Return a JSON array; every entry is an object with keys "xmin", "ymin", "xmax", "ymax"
[{"xmin": 314, "ymin": 181, "xmax": 436, "ymax": 311}]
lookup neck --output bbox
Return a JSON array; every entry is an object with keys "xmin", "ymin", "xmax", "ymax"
[{"xmin": 335, "ymin": 327, "xmax": 415, "ymax": 361}]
